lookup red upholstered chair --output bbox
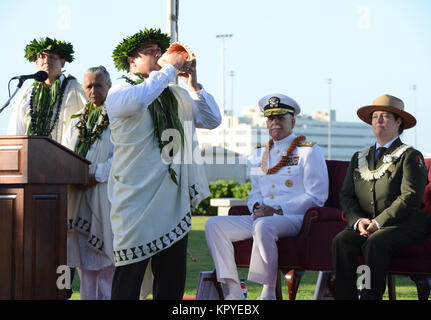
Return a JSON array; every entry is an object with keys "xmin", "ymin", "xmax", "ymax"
[
  {"xmin": 229, "ymin": 158, "xmax": 431, "ymax": 300},
  {"xmin": 340, "ymin": 158, "xmax": 431, "ymax": 300},
  {"xmin": 228, "ymin": 160, "xmax": 349, "ymax": 300},
  {"xmin": 381, "ymin": 158, "xmax": 431, "ymax": 300}
]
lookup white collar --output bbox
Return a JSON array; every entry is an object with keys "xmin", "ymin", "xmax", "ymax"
[{"xmin": 273, "ymin": 132, "xmax": 296, "ymax": 148}]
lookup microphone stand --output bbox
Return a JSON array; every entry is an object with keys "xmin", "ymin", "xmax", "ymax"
[{"xmin": 0, "ymin": 79, "xmax": 25, "ymax": 114}]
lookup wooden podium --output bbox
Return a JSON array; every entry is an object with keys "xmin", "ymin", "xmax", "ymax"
[{"xmin": 0, "ymin": 136, "xmax": 90, "ymax": 299}]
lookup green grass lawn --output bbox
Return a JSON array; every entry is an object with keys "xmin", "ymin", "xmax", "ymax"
[{"xmin": 71, "ymin": 216, "xmax": 425, "ymax": 300}]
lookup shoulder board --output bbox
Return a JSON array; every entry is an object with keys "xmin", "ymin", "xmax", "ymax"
[
  {"xmin": 297, "ymin": 141, "xmax": 316, "ymax": 147},
  {"xmin": 255, "ymin": 144, "xmax": 266, "ymax": 149}
]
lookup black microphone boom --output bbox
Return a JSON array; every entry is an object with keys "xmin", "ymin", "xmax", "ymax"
[
  {"xmin": 1, "ymin": 71, "xmax": 49, "ymax": 114},
  {"xmin": 11, "ymin": 71, "xmax": 48, "ymax": 82}
]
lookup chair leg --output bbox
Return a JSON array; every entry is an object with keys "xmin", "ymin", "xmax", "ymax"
[
  {"xmin": 410, "ymin": 276, "xmax": 430, "ymax": 300},
  {"xmin": 313, "ymin": 271, "xmax": 336, "ymax": 300},
  {"xmin": 387, "ymin": 274, "xmax": 396, "ymax": 300},
  {"xmin": 327, "ymin": 272, "xmax": 336, "ymax": 298},
  {"xmin": 275, "ymin": 271, "xmax": 283, "ymax": 300},
  {"xmin": 284, "ymin": 269, "xmax": 303, "ymax": 300}
]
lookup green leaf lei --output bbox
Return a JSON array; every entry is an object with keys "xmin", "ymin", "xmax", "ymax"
[
  {"xmin": 124, "ymin": 73, "xmax": 184, "ymax": 185},
  {"xmin": 27, "ymin": 76, "xmax": 71, "ymax": 137},
  {"xmin": 73, "ymin": 102, "xmax": 110, "ymax": 158}
]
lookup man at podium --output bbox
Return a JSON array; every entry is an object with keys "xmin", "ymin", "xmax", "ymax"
[
  {"xmin": 65, "ymin": 66, "xmax": 115, "ymax": 300},
  {"xmin": 6, "ymin": 37, "xmax": 86, "ymax": 145}
]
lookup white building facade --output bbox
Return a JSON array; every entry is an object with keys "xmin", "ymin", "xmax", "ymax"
[{"xmin": 196, "ymin": 106, "xmax": 376, "ymax": 161}]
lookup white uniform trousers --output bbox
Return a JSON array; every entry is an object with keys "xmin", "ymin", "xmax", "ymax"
[
  {"xmin": 78, "ymin": 264, "xmax": 115, "ymax": 300},
  {"xmin": 205, "ymin": 214, "xmax": 303, "ymax": 286}
]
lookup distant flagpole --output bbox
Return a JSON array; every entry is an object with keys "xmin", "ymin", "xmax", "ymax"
[
  {"xmin": 167, "ymin": 0, "xmax": 179, "ymax": 84},
  {"xmin": 167, "ymin": 0, "xmax": 178, "ymax": 43},
  {"xmin": 327, "ymin": 78, "xmax": 332, "ymax": 160}
]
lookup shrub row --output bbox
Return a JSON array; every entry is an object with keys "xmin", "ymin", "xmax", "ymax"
[{"xmin": 192, "ymin": 180, "xmax": 251, "ymax": 216}]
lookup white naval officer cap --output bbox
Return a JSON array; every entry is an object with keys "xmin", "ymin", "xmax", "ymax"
[{"xmin": 258, "ymin": 93, "xmax": 301, "ymax": 117}]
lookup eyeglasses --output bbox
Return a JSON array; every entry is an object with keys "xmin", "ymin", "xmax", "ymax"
[{"xmin": 140, "ymin": 47, "xmax": 162, "ymax": 56}]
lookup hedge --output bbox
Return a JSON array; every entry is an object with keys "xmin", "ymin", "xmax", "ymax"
[{"xmin": 192, "ymin": 180, "xmax": 251, "ymax": 216}]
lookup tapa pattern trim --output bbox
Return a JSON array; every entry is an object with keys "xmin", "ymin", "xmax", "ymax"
[
  {"xmin": 113, "ymin": 211, "xmax": 192, "ymax": 264},
  {"xmin": 68, "ymin": 217, "xmax": 104, "ymax": 252}
]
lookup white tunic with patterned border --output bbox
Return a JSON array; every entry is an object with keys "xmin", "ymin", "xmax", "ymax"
[
  {"xmin": 6, "ymin": 74, "xmax": 87, "ymax": 145},
  {"xmin": 106, "ymin": 67, "xmax": 220, "ymax": 266}
]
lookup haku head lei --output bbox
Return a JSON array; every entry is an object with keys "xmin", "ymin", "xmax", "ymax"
[
  {"xmin": 24, "ymin": 37, "xmax": 74, "ymax": 62},
  {"xmin": 112, "ymin": 28, "xmax": 171, "ymax": 72}
]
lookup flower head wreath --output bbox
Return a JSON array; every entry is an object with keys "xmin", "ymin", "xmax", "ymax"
[
  {"xmin": 24, "ymin": 37, "xmax": 74, "ymax": 63},
  {"xmin": 112, "ymin": 28, "xmax": 171, "ymax": 72}
]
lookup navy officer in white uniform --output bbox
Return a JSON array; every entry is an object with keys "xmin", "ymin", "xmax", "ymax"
[{"xmin": 205, "ymin": 93, "xmax": 329, "ymax": 300}]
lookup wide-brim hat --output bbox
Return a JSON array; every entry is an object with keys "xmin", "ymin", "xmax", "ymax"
[
  {"xmin": 24, "ymin": 37, "xmax": 74, "ymax": 63},
  {"xmin": 258, "ymin": 93, "xmax": 300, "ymax": 117},
  {"xmin": 112, "ymin": 28, "xmax": 171, "ymax": 72},
  {"xmin": 357, "ymin": 94, "xmax": 416, "ymax": 129}
]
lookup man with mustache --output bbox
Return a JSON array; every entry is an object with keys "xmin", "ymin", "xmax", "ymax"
[
  {"xmin": 7, "ymin": 37, "xmax": 86, "ymax": 145},
  {"xmin": 205, "ymin": 93, "xmax": 329, "ymax": 300}
]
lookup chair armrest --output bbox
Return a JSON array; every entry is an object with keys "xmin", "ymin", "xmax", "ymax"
[
  {"xmin": 228, "ymin": 205, "xmax": 251, "ymax": 216},
  {"xmin": 305, "ymin": 206, "xmax": 344, "ymax": 222},
  {"xmin": 228, "ymin": 205, "xmax": 345, "ymax": 220},
  {"xmin": 341, "ymin": 211, "xmax": 347, "ymax": 222},
  {"xmin": 297, "ymin": 206, "xmax": 345, "ymax": 237}
]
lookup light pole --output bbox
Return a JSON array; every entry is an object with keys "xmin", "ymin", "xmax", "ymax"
[
  {"xmin": 167, "ymin": 0, "xmax": 179, "ymax": 84},
  {"xmin": 229, "ymin": 70, "xmax": 235, "ymax": 150},
  {"xmin": 327, "ymin": 78, "xmax": 332, "ymax": 160},
  {"xmin": 216, "ymin": 34, "xmax": 232, "ymax": 148},
  {"xmin": 229, "ymin": 70, "xmax": 235, "ymax": 117},
  {"xmin": 166, "ymin": 0, "xmax": 179, "ymax": 43},
  {"xmin": 216, "ymin": 34, "xmax": 232, "ymax": 117},
  {"xmin": 412, "ymin": 84, "xmax": 417, "ymax": 148}
]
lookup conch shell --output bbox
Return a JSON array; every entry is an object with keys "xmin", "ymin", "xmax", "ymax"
[{"xmin": 157, "ymin": 42, "xmax": 194, "ymax": 72}]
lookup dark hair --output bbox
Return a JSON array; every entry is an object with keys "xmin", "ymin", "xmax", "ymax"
[
  {"xmin": 394, "ymin": 114, "xmax": 404, "ymax": 134},
  {"xmin": 369, "ymin": 111, "xmax": 404, "ymax": 134}
]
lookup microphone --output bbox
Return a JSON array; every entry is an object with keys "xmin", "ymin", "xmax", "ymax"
[
  {"xmin": 11, "ymin": 71, "xmax": 48, "ymax": 82},
  {"xmin": 1, "ymin": 71, "xmax": 49, "ymax": 114}
]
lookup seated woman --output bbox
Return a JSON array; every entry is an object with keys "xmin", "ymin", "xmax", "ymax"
[{"xmin": 332, "ymin": 94, "xmax": 431, "ymax": 300}]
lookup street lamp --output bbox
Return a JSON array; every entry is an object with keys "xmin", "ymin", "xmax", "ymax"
[
  {"xmin": 216, "ymin": 34, "xmax": 232, "ymax": 149},
  {"xmin": 412, "ymin": 84, "xmax": 417, "ymax": 148},
  {"xmin": 167, "ymin": 0, "xmax": 179, "ymax": 84},
  {"xmin": 327, "ymin": 78, "xmax": 332, "ymax": 160},
  {"xmin": 166, "ymin": 0, "xmax": 178, "ymax": 42},
  {"xmin": 229, "ymin": 70, "xmax": 235, "ymax": 150},
  {"xmin": 229, "ymin": 70, "xmax": 235, "ymax": 117},
  {"xmin": 216, "ymin": 34, "xmax": 233, "ymax": 116}
]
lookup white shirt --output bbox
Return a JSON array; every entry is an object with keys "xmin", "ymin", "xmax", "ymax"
[
  {"xmin": 375, "ymin": 136, "xmax": 399, "ymax": 158},
  {"xmin": 247, "ymin": 133, "xmax": 329, "ymax": 217},
  {"xmin": 7, "ymin": 74, "xmax": 66, "ymax": 135},
  {"xmin": 106, "ymin": 64, "xmax": 221, "ymax": 129},
  {"xmin": 105, "ymin": 64, "xmax": 221, "ymax": 266},
  {"xmin": 64, "ymin": 113, "xmax": 114, "ymax": 184},
  {"xmin": 6, "ymin": 74, "xmax": 87, "ymax": 145}
]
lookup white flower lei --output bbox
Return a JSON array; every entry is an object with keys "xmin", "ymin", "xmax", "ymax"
[{"xmin": 357, "ymin": 144, "xmax": 411, "ymax": 181}]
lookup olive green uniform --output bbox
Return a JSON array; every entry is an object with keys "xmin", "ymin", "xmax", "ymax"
[{"xmin": 332, "ymin": 138, "xmax": 431, "ymax": 299}]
